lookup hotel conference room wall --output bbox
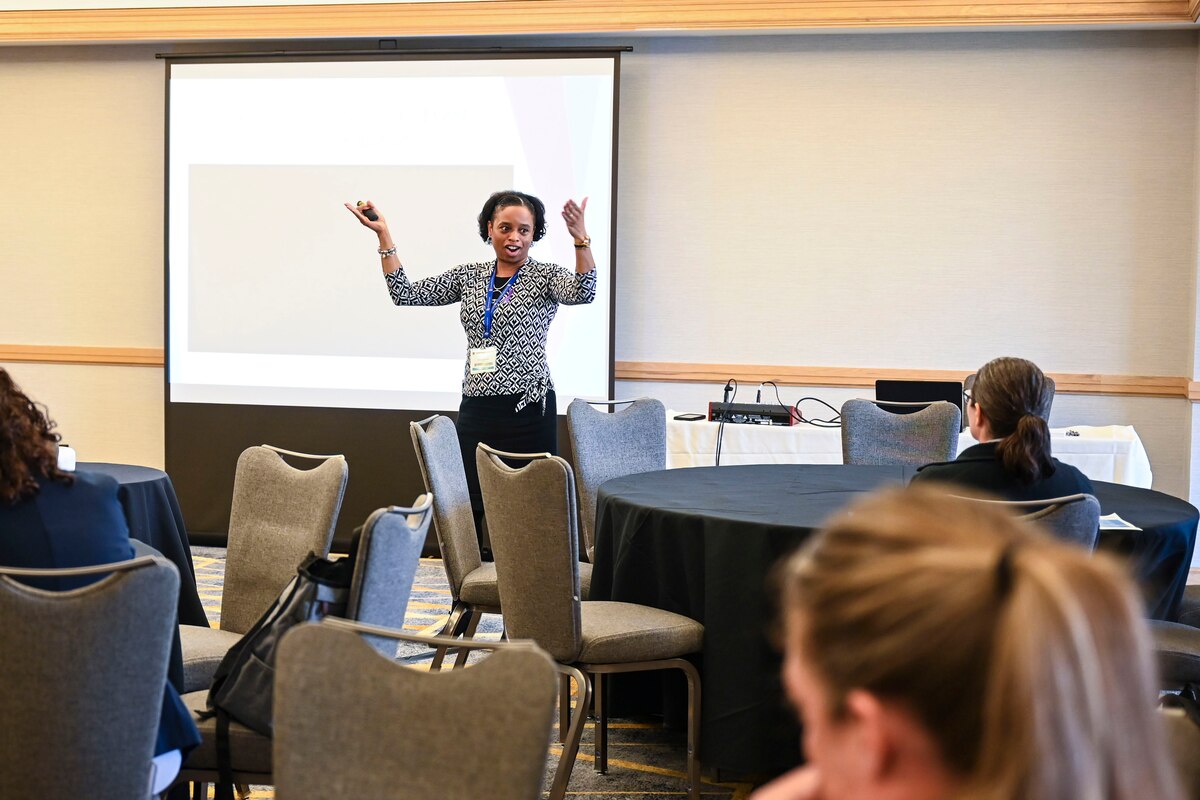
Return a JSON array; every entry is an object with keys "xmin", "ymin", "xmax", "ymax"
[{"xmin": 0, "ymin": 31, "xmax": 1195, "ymax": 499}]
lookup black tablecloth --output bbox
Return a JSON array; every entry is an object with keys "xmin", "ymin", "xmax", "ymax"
[
  {"xmin": 78, "ymin": 463, "xmax": 208, "ymax": 629},
  {"xmin": 1092, "ymin": 480, "xmax": 1199, "ymax": 622},
  {"xmin": 590, "ymin": 464, "xmax": 915, "ymax": 777},
  {"xmin": 589, "ymin": 464, "xmax": 1199, "ymax": 778}
]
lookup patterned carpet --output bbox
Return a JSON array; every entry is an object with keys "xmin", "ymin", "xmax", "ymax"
[{"xmin": 191, "ymin": 547, "xmax": 756, "ymax": 799}]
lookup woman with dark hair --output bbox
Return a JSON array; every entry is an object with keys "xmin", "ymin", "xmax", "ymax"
[
  {"xmin": 0, "ymin": 367, "xmax": 200, "ymax": 794},
  {"xmin": 913, "ymin": 357, "xmax": 1093, "ymax": 500},
  {"xmin": 346, "ymin": 190, "xmax": 595, "ymax": 537}
]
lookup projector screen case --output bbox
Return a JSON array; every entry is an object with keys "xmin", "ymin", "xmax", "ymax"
[{"xmin": 164, "ymin": 49, "xmax": 620, "ymax": 545}]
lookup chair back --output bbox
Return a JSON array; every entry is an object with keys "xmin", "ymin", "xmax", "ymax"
[
  {"xmin": 0, "ymin": 557, "xmax": 179, "ymax": 797},
  {"xmin": 953, "ymin": 493, "xmax": 1101, "ymax": 550},
  {"xmin": 410, "ymin": 415, "xmax": 482, "ymax": 600},
  {"xmin": 567, "ymin": 398, "xmax": 667, "ymax": 560},
  {"xmin": 223, "ymin": 445, "xmax": 349, "ymax": 635},
  {"xmin": 841, "ymin": 398, "xmax": 961, "ymax": 467},
  {"xmin": 274, "ymin": 621, "xmax": 557, "ymax": 799},
  {"xmin": 347, "ymin": 496, "xmax": 434, "ymax": 656},
  {"xmin": 1019, "ymin": 494, "xmax": 1101, "ymax": 550},
  {"xmin": 476, "ymin": 444, "xmax": 584, "ymax": 663}
]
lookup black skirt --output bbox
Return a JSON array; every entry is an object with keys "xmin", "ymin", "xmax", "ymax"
[{"xmin": 457, "ymin": 390, "xmax": 558, "ymax": 530}]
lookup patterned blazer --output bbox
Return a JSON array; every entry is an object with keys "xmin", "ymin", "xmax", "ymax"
[{"xmin": 385, "ymin": 258, "xmax": 596, "ymax": 410}]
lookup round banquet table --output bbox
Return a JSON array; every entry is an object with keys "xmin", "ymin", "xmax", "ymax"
[
  {"xmin": 78, "ymin": 463, "xmax": 208, "ymax": 629},
  {"xmin": 588, "ymin": 464, "xmax": 1199, "ymax": 778},
  {"xmin": 1091, "ymin": 479, "xmax": 1198, "ymax": 623}
]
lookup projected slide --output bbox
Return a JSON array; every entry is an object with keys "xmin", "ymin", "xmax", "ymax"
[{"xmin": 168, "ymin": 57, "xmax": 615, "ymax": 411}]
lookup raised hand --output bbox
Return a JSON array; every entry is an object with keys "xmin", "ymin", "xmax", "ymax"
[
  {"xmin": 345, "ymin": 200, "xmax": 387, "ymax": 233},
  {"xmin": 562, "ymin": 197, "xmax": 588, "ymax": 242}
]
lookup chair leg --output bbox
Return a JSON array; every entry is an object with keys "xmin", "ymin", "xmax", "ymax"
[
  {"xmin": 680, "ymin": 660, "xmax": 702, "ymax": 800},
  {"xmin": 594, "ymin": 672, "xmax": 608, "ymax": 774},
  {"xmin": 452, "ymin": 610, "xmax": 483, "ymax": 668},
  {"xmin": 549, "ymin": 669, "xmax": 591, "ymax": 800},
  {"xmin": 558, "ymin": 673, "xmax": 571, "ymax": 743},
  {"xmin": 431, "ymin": 601, "xmax": 469, "ymax": 672}
]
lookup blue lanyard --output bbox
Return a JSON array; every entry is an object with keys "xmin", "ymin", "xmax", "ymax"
[{"xmin": 483, "ymin": 266, "xmax": 520, "ymax": 340}]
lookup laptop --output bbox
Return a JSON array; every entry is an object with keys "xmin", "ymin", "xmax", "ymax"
[{"xmin": 873, "ymin": 379, "xmax": 965, "ymax": 430}]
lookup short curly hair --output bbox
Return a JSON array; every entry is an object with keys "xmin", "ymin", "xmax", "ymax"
[
  {"xmin": 0, "ymin": 367, "xmax": 73, "ymax": 505},
  {"xmin": 477, "ymin": 190, "xmax": 547, "ymax": 243}
]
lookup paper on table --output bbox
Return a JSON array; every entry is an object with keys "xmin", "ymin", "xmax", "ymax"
[{"xmin": 1099, "ymin": 513, "xmax": 1141, "ymax": 531}]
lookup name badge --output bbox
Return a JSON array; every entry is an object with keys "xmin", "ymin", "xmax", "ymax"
[{"xmin": 469, "ymin": 346, "xmax": 498, "ymax": 374}]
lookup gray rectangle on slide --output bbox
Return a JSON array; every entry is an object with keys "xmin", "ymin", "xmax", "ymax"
[{"xmin": 188, "ymin": 164, "xmax": 512, "ymax": 359}]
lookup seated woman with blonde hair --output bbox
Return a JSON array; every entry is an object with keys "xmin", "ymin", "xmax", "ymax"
[{"xmin": 752, "ymin": 485, "xmax": 1181, "ymax": 800}]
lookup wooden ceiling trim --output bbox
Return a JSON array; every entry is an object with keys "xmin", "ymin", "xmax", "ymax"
[{"xmin": 0, "ymin": 1, "xmax": 1193, "ymax": 45}]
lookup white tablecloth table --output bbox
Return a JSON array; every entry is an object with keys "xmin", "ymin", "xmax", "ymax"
[{"xmin": 665, "ymin": 412, "xmax": 1153, "ymax": 488}]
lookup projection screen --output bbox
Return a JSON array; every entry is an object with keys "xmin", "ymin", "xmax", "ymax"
[{"xmin": 165, "ymin": 51, "xmax": 619, "ymax": 544}]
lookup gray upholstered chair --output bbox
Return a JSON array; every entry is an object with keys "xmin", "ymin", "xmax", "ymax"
[
  {"xmin": 273, "ymin": 619, "xmax": 570, "ymax": 800},
  {"xmin": 410, "ymin": 415, "xmax": 502, "ymax": 669},
  {"xmin": 1018, "ymin": 494, "xmax": 1101, "ymax": 549},
  {"xmin": 410, "ymin": 415, "xmax": 593, "ymax": 669},
  {"xmin": 1178, "ymin": 590, "xmax": 1200, "ymax": 628},
  {"xmin": 0, "ymin": 556, "xmax": 180, "ymax": 798},
  {"xmin": 841, "ymin": 398, "xmax": 961, "ymax": 467},
  {"xmin": 476, "ymin": 443, "xmax": 703, "ymax": 799},
  {"xmin": 957, "ymin": 493, "xmax": 1101, "ymax": 550},
  {"xmin": 1156, "ymin": 621, "xmax": 1200, "ymax": 690},
  {"xmin": 566, "ymin": 397, "xmax": 667, "ymax": 562},
  {"xmin": 347, "ymin": 496, "xmax": 433, "ymax": 657},
  {"xmin": 1153, "ymin": 619, "xmax": 1200, "ymax": 798},
  {"xmin": 177, "ymin": 496, "xmax": 429, "ymax": 793},
  {"xmin": 176, "ymin": 690, "xmax": 273, "ymax": 791},
  {"xmin": 180, "ymin": 445, "xmax": 348, "ymax": 693}
]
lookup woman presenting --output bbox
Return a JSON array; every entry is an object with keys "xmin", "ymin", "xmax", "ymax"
[{"xmin": 346, "ymin": 190, "xmax": 596, "ymax": 537}]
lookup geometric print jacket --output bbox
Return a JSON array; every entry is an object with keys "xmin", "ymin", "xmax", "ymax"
[{"xmin": 385, "ymin": 258, "xmax": 596, "ymax": 411}]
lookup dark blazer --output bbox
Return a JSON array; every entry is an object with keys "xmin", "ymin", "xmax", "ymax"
[
  {"xmin": 0, "ymin": 472, "xmax": 200, "ymax": 758},
  {"xmin": 0, "ymin": 471, "xmax": 135, "ymax": 589},
  {"xmin": 913, "ymin": 441, "xmax": 1095, "ymax": 501}
]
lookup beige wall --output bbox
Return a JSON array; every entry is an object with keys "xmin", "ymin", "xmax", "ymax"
[
  {"xmin": 1, "ymin": 32, "xmax": 1196, "ymax": 497},
  {"xmin": 0, "ymin": 362, "xmax": 164, "ymax": 468},
  {"xmin": 1, "ymin": 45, "xmax": 165, "ymax": 465},
  {"xmin": 616, "ymin": 31, "xmax": 1197, "ymax": 375}
]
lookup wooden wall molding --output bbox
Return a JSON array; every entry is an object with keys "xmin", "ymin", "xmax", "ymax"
[
  {"xmin": 0, "ymin": 344, "xmax": 164, "ymax": 368},
  {"xmin": 0, "ymin": 0, "xmax": 1194, "ymax": 45},
  {"xmin": 616, "ymin": 361, "xmax": 1192, "ymax": 399},
  {"xmin": 2, "ymin": 347, "xmax": 1195, "ymax": 399}
]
